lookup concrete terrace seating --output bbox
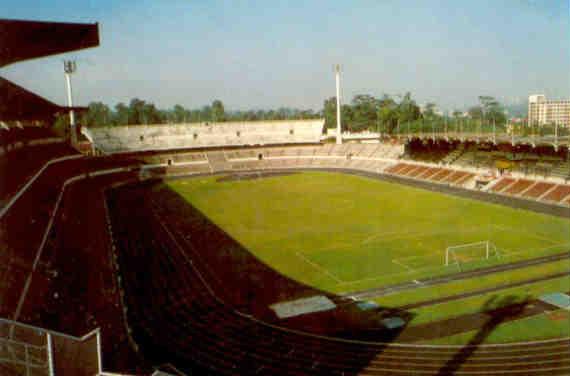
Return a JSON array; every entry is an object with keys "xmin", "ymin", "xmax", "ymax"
[
  {"xmin": 131, "ymin": 143, "xmax": 405, "ymax": 176},
  {"xmin": 441, "ymin": 144, "xmax": 466, "ymax": 165},
  {"xmin": 489, "ymin": 177, "xmax": 516, "ymax": 193},
  {"xmin": 542, "ymin": 185, "xmax": 570, "ymax": 204},
  {"xmin": 0, "ymin": 126, "xmax": 62, "ymax": 150},
  {"xmin": 0, "ymin": 141, "xmax": 77, "ymax": 209},
  {"xmin": 385, "ymin": 162, "xmax": 474, "ymax": 188},
  {"xmin": 87, "ymin": 119, "xmax": 325, "ymax": 153},
  {"xmin": 503, "ymin": 179, "xmax": 534, "ymax": 195},
  {"xmin": 550, "ymin": 161, "xmax": 570, "ymax": 180},
  {"xmin": 488, "ymin": 177, "xmax": 570, "ymax": 206},
  {"xmin": 521, "ymin": 182, "xmax": 556, "ymax": 199},
  {"xmin": 134, "ymin": 144, "xmax": 570, "ymax": 209},
  {"xmin": 0, "ymin": 156, "xmax": 139, "ymax": 319}
]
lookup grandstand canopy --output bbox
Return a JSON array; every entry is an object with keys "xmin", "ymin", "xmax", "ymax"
[
  {"xmin": 0, "ymin": 19, "xmax": 98, "ymax": 122},
  {"xmin": 0, "ymin": 76, "xmax": 85, "ymax": 122},
  {"xmin": 0, "ymin": 19, "xmax": 99, "ymax": 67}
]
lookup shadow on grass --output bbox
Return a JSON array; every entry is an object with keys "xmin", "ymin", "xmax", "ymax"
[{"xmin": 435, "ymin": 295, "xmax": 531, "ymax": 376}]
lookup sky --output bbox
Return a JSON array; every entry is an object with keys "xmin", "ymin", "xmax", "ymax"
[{"xmin": 1, "ymin": 0, "xmax": 569, "ymax": 112}]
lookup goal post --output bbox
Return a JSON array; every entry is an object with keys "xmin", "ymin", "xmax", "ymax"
[{"xmin": 445, "ymin": 240, "xmax": 498, "ymax": 266}]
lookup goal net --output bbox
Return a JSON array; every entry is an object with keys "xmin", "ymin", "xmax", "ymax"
[{"xmin": 445, "ymin": 240, "xmax": 500, "ymax": 267}]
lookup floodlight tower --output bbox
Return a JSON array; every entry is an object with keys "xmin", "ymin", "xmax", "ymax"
[
  {"xmin": 64, "ymin": 60, "xmax": 77, "ymax": 145},
  {"xmin": 334, "ymin": 64, "xmax": 342, "ymax": 145}
]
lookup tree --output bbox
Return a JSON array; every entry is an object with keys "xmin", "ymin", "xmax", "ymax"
[
  {"xmin": 128, "ymin": 98, "xmax": 146, "ymax": 124},
  {"xmin": 340, "ymin": 104, "xmax": 354, "ymax": 131},
  {"xmin": 377, "ymin": 95, "xmax": 398, "ymax": 133},
  {"xmin": 351, "ymin": 94, "xmax": 378, "ymax": 131},
  {"xmin": 422, "ymin": 102, "xmax": 437, "ymax": 120},
  {"xmin": 172, "ymin": 104, "xmax": 189, "ymax": 123},
  {"xmin": 211, "ymin": 100, "xmax": 225, "ymax": 122},
  {"xmin": 397, "ymin": 92, "xmax": 421, "ymax": 123},
  {"xmin": 323, "ymin": 97, "xmax": 337, "ymax": 129},
  {"xmin": 468, "ymin": 106, "xmax": 483, "ymax": 120},
  {"xmin": 452, "ymin": 110, "xmax": 463, "ymax": 119},
  {"xmin": 82, "ymin": 102, "xmax": 112, "ymax": 127},
  {"xmin": 114, "ymin": 103, "xmax": 129, "ymax": 125},
  {"xmin": 477, "ymin": 96, "xmax": 506, "ymax": 125}
]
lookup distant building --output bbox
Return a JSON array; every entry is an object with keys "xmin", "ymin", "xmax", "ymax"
[{"xmin": 528, "ymin": 95, "xmax": 570, "ymax": 127}]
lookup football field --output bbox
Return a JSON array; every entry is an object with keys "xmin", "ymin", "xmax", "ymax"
[{"xmin": 167, "ymin": 171, "xmax": 570, "ymax": 294}]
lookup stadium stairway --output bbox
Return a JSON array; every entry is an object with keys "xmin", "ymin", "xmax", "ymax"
[
  {"xmin": 551, "ymin": 160, "xmax": 570, "ymax": 181},
  {"xmin": 441, "ymin": 143, "xmax": 465, "ymax": 165},
  {"xmin": 206, "ymin": 151, "xmax": 232, "ymax": 172}
]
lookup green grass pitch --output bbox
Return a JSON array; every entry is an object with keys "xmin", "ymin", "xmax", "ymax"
[{"xmin": 167, "ymin": 171, "xmax": 570, "ymax": 294}]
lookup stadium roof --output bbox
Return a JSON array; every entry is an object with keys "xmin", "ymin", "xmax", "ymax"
[
  {"xmin": 0, "ymin": 19, "xmax": 98, "ymax": 122},
  {"xmin": 0, "ymin": 76, "xmax": 86, "ymax": 121},
  {"xmin": 0, "ymin": 19, "xmax": 99, "ymax": 67}
]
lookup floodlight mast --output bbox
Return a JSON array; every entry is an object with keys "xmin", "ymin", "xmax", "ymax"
[
  {"xmin": 335, "ymin": 64, "xmax": 342, "ymax": 145},
  {"xmin": 64, "ymin": 60, "xmax": 77, "ymax": 145}
]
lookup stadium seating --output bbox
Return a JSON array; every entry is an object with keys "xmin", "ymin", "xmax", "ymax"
[
  {"xmin": 384, "ymin": 162, "xmax": 475, "ymax": 189},
  {"xmin": 0, "ymin": 142, "xmax": 77, "ymax": 209},
  {"xmin": 0, "ymin": 156, "xmax": 139, "ymax": 316},
  {"xmin": 87, "ymin": 120, "xmax": 325, "ymax": 153},
  {"xmin": 504, "ymin": 179, "xmax": 535, "ymax": 195},
  {"xmin": 0, "ymin": 126, "xmax": 62, "ymax": 150},
  {"xmin": 521, "ymin": 182, "xmax": 556, "ymax": 199},
  {"xmin": 487, "ymin": 177, "xmax": 570, "ymax": 206},
  {"xmin": 550, "ymin": 160, "xmax": 570, "ymax": 181},
  {"xmin": 542, "ymin": 184, "xmax": 570, "ymax": 203}
]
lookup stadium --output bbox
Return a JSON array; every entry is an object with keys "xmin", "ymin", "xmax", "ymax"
[{"xmin": 1, "ymin": 17, "xmax": 569, "ymax": 376}]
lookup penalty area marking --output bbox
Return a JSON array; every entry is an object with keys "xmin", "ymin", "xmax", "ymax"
[
  {"xmin": 492, "ymin": 224, "xmax": 561, "ymax": 245},
  {"xmin": 391, "ymin": 258, "xmax": 415, "ymax": 272},
  {"xmin": 360, "ymin": 225, "xmax": 488, "ymax": 246},
  {"xmin": 295, "ymin": 251, "xmax": 343, "ymax": 283}
]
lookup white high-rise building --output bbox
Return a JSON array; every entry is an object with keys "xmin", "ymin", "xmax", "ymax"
[{"xmin": 528, "ymin": 95, "xmax": 570, "ymax": 127}]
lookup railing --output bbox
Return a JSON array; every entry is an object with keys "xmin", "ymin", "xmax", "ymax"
[
  {"xmin": 383, "ymin": 121, "xmax": 570, "ymax": 148},
  {"xmin": 0, "ymin": 318, "xmax": 91, "ymax": 376}
]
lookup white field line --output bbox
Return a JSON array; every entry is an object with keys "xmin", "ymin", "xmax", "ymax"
[
  {"xmin": 295, "ymin": 251, "xmax": 342, "ymax": 283},
  {"xmin": 495, "ymin": 241, "xmax": 570, "ymax": 259},
  {"xmin": 309, "ymin": 226, "xmax": 478, "ymax": 257},
  {"xmin": 328, "ymin": 223, "xmax": 569, "ymax": 288},
  {"xmin": 361, "ymin": 225, "xmax": 487, "ymax": 246},
  {"xmin": 391, "ymin": 259, "xmax": 415, "ymax": 272},
  {"xmin": 492, "ymin": 224, "xmax": 561, "ymax": 245}
]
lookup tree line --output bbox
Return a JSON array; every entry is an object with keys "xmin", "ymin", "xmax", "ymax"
[
  {"xmin": 74, "ymin": 98, "xmax": 320, "ymax": 128},
  {"xmin": 58, "ymin": 94, "xmax": 509, "ymax": 135}
]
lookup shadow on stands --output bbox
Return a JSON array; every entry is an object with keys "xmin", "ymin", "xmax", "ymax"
[
  {"xmin": 106, "ymin": 179, "xmax": 415, "ymax": 374},
  {"xmin": 436, "ymin": 295, "xmax": 531, "ymax": 376}
]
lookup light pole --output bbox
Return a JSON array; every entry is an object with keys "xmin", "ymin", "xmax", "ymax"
[
  {"xmin": 493, "ymin": 117, "xmax": 497, "ymax": 145},
  {"xmin": 554, "ymin": 122, "xmax": 558, "ymax": 151},
  {"xmin": 64, "ymin": 60, "xmax": 77, "ymax": 145},
  {"xmin": 334, "ymin": 64, "xmax": 342, "ymax": 145}
]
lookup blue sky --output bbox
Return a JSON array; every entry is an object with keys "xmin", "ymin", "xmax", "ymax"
[{"xmin": 1, "ymin": 0, "xmax": 569, "ymax": 111}]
